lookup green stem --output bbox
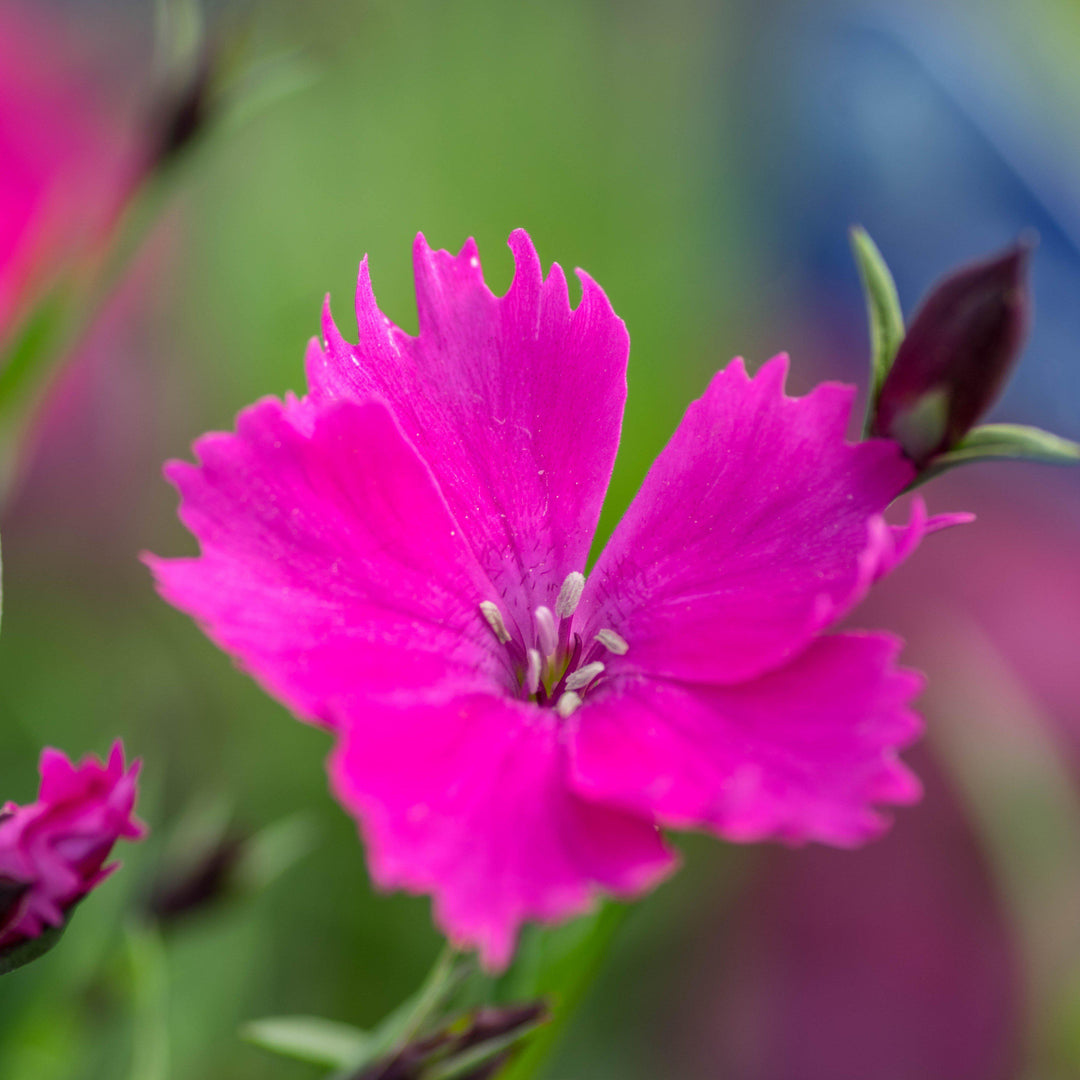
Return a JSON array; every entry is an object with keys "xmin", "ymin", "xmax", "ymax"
[
  {"xmin": 499, "ymin": 904, "xmax": 630, "ymax": 1080},
  {"xmin": 395, "ymin": 943, "xmax": 460, "ymax": 1046},
  {"xmin": 353, "ymin": 943, "xmax": 463, "ymax": 1069},
  {"xmin": 126, "ymin": 924, "xmax": 170, "ymax": 1080}
]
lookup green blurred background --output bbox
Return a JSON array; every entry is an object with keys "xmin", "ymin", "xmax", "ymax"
[{"xmin": 2, "ymin": 1, "xmax": 1080, "ymax": 1077}]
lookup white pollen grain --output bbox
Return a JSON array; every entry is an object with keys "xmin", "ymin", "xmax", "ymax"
[
  {"xmin": 555, "ymin": 571, "xmax": 586, "ymax": 618},
  {"xmin": 525, "ymin": 649, "xmax": 542, "ymax": 695},
  {"xmin": 595, "ymin": 628, "xmax": 629, "ymax": 655},
  {"xmin": 479, "ymin": 600, "xmax": 511, "ymax": 644},
  {"xmin": 565, "ymin": 661, "xmax": 605, "ymax": 691},
  {"xmin": 555, "ymin": 691, "xmax": 582, "ymax": 718}
]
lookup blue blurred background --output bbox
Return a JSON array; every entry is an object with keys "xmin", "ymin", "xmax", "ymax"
[{"xmin": 1, "ymin": 0, "xmax": 1078, "ymax": 1077}]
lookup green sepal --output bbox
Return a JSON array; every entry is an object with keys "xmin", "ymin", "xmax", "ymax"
[
  {"xmin": 424, "ymin": 1008, "xmax": 549, "ymax": 1080},
  {"xmin": 0, "ymin": 916, "xmax": 70, "ymax": 976},
  {"xmin": 916, "ymin": 422, "xmax": 1080, "ymax": 484},
  {"xmin": 850, "ymin": 226, "xmax": 905, "ymax": 435}
]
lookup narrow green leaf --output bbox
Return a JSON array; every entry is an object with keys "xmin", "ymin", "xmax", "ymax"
[
  {"xmin": 0, "ymin": 286, "xmax": 75, "ymax": 500},
  {"xmin": 850, "ymin": 226, "xmax": 905, "ymax": 433},
  {"xmin": 942, "ymin": 423, "xmax": 1080, "ymax": 464},
  {"xmin": 918, "ymin": 422, "xmax": 1080, "ymax": 483},
  {"xmin": 362, "ymin": 945, "xmax": 465, "ymax": 1059},
  {"xmin": 0, "ymin": 287, "xmax": 69, "ymax": 410},
  {"xmin": 323, "ymin": 948, "xmax": 472, "ymax": 1079},
  {"xmin": 241, "ymin": 1016, "xmax": 372, "ymax": 1068}
]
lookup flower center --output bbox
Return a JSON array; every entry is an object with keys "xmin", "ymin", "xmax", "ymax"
[{"xmin": 479, "ymin": 572, "xmax": 628, "ymax": 716}]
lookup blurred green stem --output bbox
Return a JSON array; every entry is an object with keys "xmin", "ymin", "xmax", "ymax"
[
  {"xmin": 499, "ymin": 904, "xmax": 629, "ymax": 1080},
  {"xmin": 127, "ymin": 924, "xmax": 170, "ymax": 1080},
  {"xmin": 385, "ymin": 943, "xmax": 459, "ymax": 1052},
  {"xmin": 335, "ymin": 942, "xmax": 464, "ymax": 1077}
]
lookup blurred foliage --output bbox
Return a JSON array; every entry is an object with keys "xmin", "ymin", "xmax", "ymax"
[
  {"xmin": 2, "ymin": 1, "xmax": 1080, "ymax": 1078},
  {"xmin": 0, "ymin": 1, "xmax": 731, "ymax": 1077}
]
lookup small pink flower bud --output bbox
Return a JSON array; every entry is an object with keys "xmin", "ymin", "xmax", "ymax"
[
  {"xmin": 871, "ymin": 240, "xmax": 1032, "ymax": 464},
  {"xmin": 0, "ymin": 742, "xmax": 144, "ymax": 973}
]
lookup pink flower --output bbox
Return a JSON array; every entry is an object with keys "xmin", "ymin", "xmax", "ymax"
[
  {"xmin": 150, "ymin": 230, "xmax": 960, "ymax": 969},
  {"xmin": 0, "ymin": 742, "xmax": 144, "ymax": 953},
  {"xmin": 0, "ymin": 4, "xmax": 127, "ymax": 336},
  {"xmin": 676, "ymin": 745, "xmax": 1021, "ymax": 1080}
]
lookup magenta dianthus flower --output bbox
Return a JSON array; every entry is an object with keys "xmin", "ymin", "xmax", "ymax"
[
  {"xmin": 150, "ymin": 230, "xmax": 960, "ymax": 968},
  {"xmin": 0, "ymin": 742, "xmax": 143, "ymax": 953}
]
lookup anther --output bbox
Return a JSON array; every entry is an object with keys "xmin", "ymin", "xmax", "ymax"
[
  {"xmin": 555, "ymin": 691, "xmax": 582, "ymax": 718},
  {"xmin": 564, "ymin": 661, "xmax": 605, "ymax": 691},
  {"xmin": 534, "ymin": 606, "xmax": 557, "ymax": 657},
  {"xmin": 555, "ymin": 571, "xmax": 586, "ymax": 618},
  {"xmin": 595, "ymin": 628, "xmax": 629, "ymax": 655},
  {"xmin": 525, "ymin": 649, "xmax": 542, "ymax": 696},
  {"xmin": 479, "ymin": 601, "xmax": 511, "ymax": 644}
]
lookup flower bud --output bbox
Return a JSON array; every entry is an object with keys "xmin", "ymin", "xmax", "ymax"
[
  {"xmin": 0, "ymin": 742, "xmax": 144, "ymax": 974},
  {"xmin": 146, "ymin": 832, "xmax": 245, "ymax": 924},
  {"xmin": 870, "ymin": 240, "xmax": 1032, "ymax": 464},
  {"xmin": 143, "ymin": 44, "xmax": 215, "ymax": 176},
  {"xmin": 352, "ymin": 1001, "xmax": 548, "ymax": 1080},
  {"xmin": 456, "ymin": 1002, "xmax": 548, "ymax": 1051}
]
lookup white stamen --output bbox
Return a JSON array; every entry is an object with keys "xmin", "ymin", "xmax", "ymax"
[
  {"xmin": 555, "ymin": 571, "xmax": 586, "ymax": 618},
  {"xmin": 564, "ymin": 661, "xmax": 605, "ymax": 691},
  {"xmin": 595, "ymin": 628, "xmax": 629, "ymax": 655},
  {"xmin": 555, "ymin": 691, "xmax": 582, "ymax": 718},
  {"xmin": 534, "ymin": 606, "xmax": 557, "ymax": 657},
  {"xmin": 525, "ymin": 649, "xmax": 542, "ymax": 695},
  {"xmin": 479, "ymin": 600, "xmax": 511, "ymax": 644}
]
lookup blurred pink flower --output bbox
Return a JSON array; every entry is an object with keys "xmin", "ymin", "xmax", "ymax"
[
  {"xmin": 5, "ymin": 229, "xmax": 177, "ymax": 548},
  {"xmin": 673, "ymin": 472, "xmax": 1080, "ymax": 1079},
  {"xmin": 676, "ymin": 745, "xmax": 1022, "ymax": 1080},
  {"xmin": 0, "ymin": 3, "xmax": 127, "ymax": 337},
  {"xmin": 150, "ymin": 230, "xmax": 961, "ymax": 968},
  {"xmin": 862, "ymin": 472, "xmax": 1080, "ymax": 750},
  {"xmin": 0, "ymin": 742, "xmax": 144, "ymax": 951}
]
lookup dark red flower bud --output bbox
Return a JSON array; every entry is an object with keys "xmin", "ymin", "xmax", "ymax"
[
  {"xmin": 352, "ymin": 1001, "xmax": 549, "ymax": 1080},
  {"xmin": 457, "ymin": 1050, "xmax": 513, "ymax": 1080},
  {"xmin": 143, "ymin": 44, "xmax": 215, "ymax": 175},
  {"xmin": 145, "ymin": 832, "xmax": 246, "ymax": 924},
  {"xmin": 457, "ymin": 1002, "xmax": 548, "ymax": 1049},
  {"xmin": 870, "ymin": 240, "xmax": 1032, "ymax": 464}
]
